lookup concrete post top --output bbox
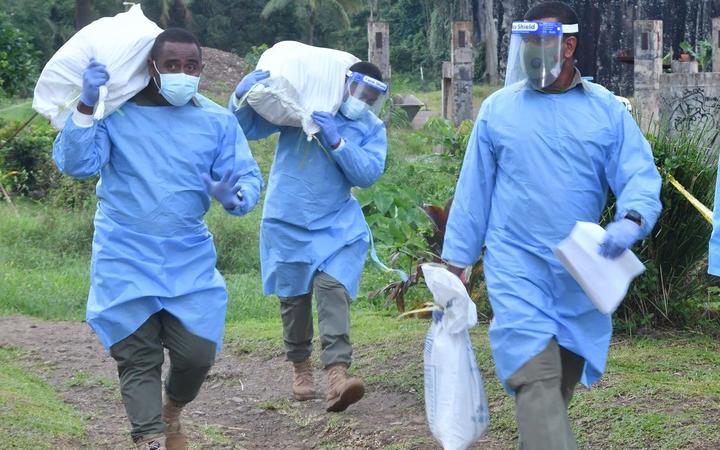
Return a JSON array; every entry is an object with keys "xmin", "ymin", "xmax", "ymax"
[
  {"xmin": 671, "ymin": 60, "xmax": 699, "ymax": 73},
  {"xmin": 442, "ymin": 61, "xmax": 452, "ymax": 79},
  {"xmin": 367, "ymin": 20, "xmax": 389, "ymax": 30},
  {"xmin": 634, "ymin": 20, "xmax": 663, "ymax": 26}
]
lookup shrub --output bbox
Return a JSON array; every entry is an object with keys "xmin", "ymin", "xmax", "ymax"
[
  {"xmin": 618, "ymin": 123, "xmax": 719, "ymax": 330},
  {"xmin": 0, "ymin": 12, "xmax": 40, "ymax": 97},
  {"xmin": 0, "ymin": 120, "xmax": 60, "ymax": 198},
  {"xmin": 420, "ymin": 116, "xmax": 473, "ymax": 156},
  {"xmin": 0, "ymin": 119, "xmax": 99, "ymax": 207},
  {"xmin": 243, "ymin": 44, "xmax": 268, "ymax": 71}
]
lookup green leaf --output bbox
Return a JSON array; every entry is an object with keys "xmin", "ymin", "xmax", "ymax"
[{"xmin": 373, "ymin": 190, "xmax": 394, "ymax": 214}]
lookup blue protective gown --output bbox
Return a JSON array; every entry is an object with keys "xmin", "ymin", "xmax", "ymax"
[
  {"xmin": 709, "ymin": 163, "xmax": 720, "ymax": 275},
  {"xmin": 52, "ymin": 95, "xmax": 263, "ymax": 350},
  {"xmin": 442, "ymin": 80, "xmax": 662, "ymax": 390},
  {"xmin": 231, "ymin": 103, "xmax": 387, "ymax": 298}
]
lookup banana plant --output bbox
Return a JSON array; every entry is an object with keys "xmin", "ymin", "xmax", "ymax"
[{"xmin": 369, "ymin": 196, "xmax": 484, "ymax": 314}]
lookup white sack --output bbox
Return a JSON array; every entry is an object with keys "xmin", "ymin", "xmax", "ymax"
[
  {"xmin": 246, "ymin": 41, "xmax": 359, "ymax": 138},
  {"xmin": 554, "ymin": 221, "xmax": 645, "ymax": 315},
  {"xmin": 422, "ymin": 263, "xmax": 489, "ymax": 450},
  {"xmin": 32, "ymin": 4, "xmax": 162, "ymax": 129},
  {"xmin": 245, "ymin": 76, "xmax": 319, "ymax": 137}
]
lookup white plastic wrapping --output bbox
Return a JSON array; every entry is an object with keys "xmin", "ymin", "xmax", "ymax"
[
  {"xmin": 32, "ymin": 4, "xmax": 162, "ymax": 129},
  {"xmin": 422, "ymin": 264, "xmax": 489, "ymax": 450},
  {"xmin": 245, "ymin": 41, "xmax": 359, "ymax": 139},
  {"xmin": 245, "ymin": 76, "xmax": 319, "ymax": 137},
  {"xmin": 554, "ymin": 221, "xmax": 645, "ymax": 315}
]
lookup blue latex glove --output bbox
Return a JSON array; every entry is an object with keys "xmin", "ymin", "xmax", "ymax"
[
  {"xmin": 599, "ymin": 218, "xmax": 643, "ymax": 259},
  {"xmin": 311, "ymin": 111, "xmax": 341, "ymax": 150},
  {"xmin": 202, "ymin": 170, "xmax": 243, "ymax": 210},
  {"xmin": 79, "ymin": 58, "xmax": 110, "ymax": 107},
  {"xmin": 234, "ymin": 70, "xmax": 270, "ymax": 99},
  {"xmin": 432, "ymin": 309, "xmax": 444, "ymax": 323}
]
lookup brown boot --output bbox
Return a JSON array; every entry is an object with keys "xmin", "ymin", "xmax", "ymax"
[
  {"xmin": 162, "ymin": 395, "xmax": 188, "ymax": 450},
  {"xmin": 135, "ymin": 434, "xmax": 166, "ymax": 450},
  {"xmin": 325, "ymin": 363, "xmax": 365, "ymax": 412},
  {"xmin": 292, "ymin": 359, "xmax": 318, "ymax": 401}
]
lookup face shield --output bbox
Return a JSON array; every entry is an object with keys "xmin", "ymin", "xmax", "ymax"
[
  {"xmin": 341, "ymin": 71, "xmax": 389, "ymax": 119},
  {"xmin": 505, "ymin": 21, "xmax": 578, "ymax": 90}
]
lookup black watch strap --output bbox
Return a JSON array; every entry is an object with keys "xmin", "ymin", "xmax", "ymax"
[{"xmin": 624, "ymin": 211, "xmax": 642, "ymax": 226}]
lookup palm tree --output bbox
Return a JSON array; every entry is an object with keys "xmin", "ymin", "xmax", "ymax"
[
  {"xmin": 158, "ymin": 0, "xmax": 192, "ymax": 29},
  {"xmin": 261, "ymin": 0, "xmax": 361, "ymax": 46}
]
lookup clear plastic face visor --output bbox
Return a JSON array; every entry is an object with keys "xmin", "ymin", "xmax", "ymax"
[
  {"xmin": 344, "ymin": 71, "xmax": 389, "ymax": 116},
  {"xmin": 505, "ymin": 21, "xmax": 578, "ymax": 89}
]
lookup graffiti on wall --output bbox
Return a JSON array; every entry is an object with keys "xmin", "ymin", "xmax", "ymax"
[{"xmin": 661, "ymin": 86, "xmax": 720, "ymax": 132}]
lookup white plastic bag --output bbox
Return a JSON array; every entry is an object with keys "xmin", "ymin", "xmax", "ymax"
[
  {"xmin": 245, "ymin": 41, "xmax": 359, "ymax": 139},
  {"xmin": 33, "ymin": 4, "xmax": 162, "ymax": 129},
  {"xmin": 422, "ymin": 264, "xmax": 489, "ymax": 450}
]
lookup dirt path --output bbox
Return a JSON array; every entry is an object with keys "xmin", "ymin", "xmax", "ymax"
[{"xmin": 0, "ymin": 316, "xmax": 508, "ymax": 450}]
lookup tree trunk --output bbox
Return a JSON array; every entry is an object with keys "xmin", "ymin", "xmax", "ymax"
[
  {"xmin": 368, "ymin": 0, "xmax": 378, "ymax": 21},
  {"xmin": 483, "ymin": 0, "xmax": 499, "ymax": 84},
  {"xmin": 457, "ymin": 0, "xmax": 473, "ymax": 20},
  {"xmin": 307, "ymin": 5, "xmax": 316, "ymax": 45},
  {"xmin": 169, "ymin": 0, "xmax": 192, "ymax": 28},
  {"xmin": 75, "ymin": 0, "xmax": 92, "ymax": 30}
]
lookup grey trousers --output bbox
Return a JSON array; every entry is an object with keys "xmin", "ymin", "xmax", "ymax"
[
  {"xmin": 279, "ymin": 272, "xmax": 352, "ymax": 368},
  {"xmin": 110, "ymin": 309, "xmax": 216, "ymax": 440},
  {"xmin": 506, "ymin": 339, "xmax": 585, "ymax": 450}
]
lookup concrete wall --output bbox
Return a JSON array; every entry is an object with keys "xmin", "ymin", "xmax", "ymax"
[
  {"xmin": 634, "ymin": 19, "xmax": 720, "ymax": 136},
  {"xmin": 659, "ymin": 73, "xmax": 720, "ymax": 132}
]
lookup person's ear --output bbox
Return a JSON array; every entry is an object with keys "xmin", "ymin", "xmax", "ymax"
[
  {"xmin": 148, "ymin": 58, "xmax": 156, "ymax": 77},
  {"xmin": 564, "ymin": 36, "xmax": 577, "ymax": 59}
]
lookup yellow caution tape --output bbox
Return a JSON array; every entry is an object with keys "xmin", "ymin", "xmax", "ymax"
[{"xmin": 665, "ymin": 172, "xmax": 713, "ymax": 224}]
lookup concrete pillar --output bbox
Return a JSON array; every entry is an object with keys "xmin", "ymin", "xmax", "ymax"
[
  {"xmin": 450, "ymin": 21, "xmax": 474, "ymax": 126},
  {"xmin": 671, "ymin": 60, "xmax": 699, "ymax": 73},
  {"xmin": 367, "ymin": 21, "xmax": 390, "ymax": 81},
  {"xmin": 713, "ymin": 18, "xmax": 720, "ymax": 73},
  {"xmin": 441, "ymin": 61, "xmax": 452, "ymax": 120},
  {"xmin": 634, "ymin": 20, "xmax": 663, "ymax": 132}
]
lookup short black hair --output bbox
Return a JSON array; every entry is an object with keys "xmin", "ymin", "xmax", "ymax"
[
  {"xmin": 349, "ymin": 61, "xmax": 383, "ymax": 82},
  {"xmin": 524, "ymin": 1, "xmax": 579, "ymax": 40},
  {"xmin": 150, "ymin": 28, "xmax": 202, "ymax": 60}
]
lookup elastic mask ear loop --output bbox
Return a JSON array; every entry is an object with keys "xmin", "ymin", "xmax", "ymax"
[{"xmin": 151, "ymin": 61, "xmax": 162, "ymax": 91}]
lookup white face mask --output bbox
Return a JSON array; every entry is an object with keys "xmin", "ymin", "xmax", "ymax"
[
  {"xmin": 153, "ymin": 61, "xmax": 200, "ymax": 106},
  {"xmin": 339, "ymin": 96, "xmax": 369, "ymax": 120}
]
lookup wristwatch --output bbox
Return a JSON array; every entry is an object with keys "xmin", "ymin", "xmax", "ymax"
[{"xmin": 624, "ymin": 210, "xmax": 642, "ymax": 226}]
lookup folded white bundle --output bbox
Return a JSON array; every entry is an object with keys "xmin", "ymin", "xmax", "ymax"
[{"xmin": 554, "ymin": 221, "xmax": 645, "ymax": 315}]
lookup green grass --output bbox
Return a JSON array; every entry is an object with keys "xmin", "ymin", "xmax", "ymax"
[
  {"xmin": 391, "ymin": 85, "xmax": 500, "ymax": 114},
  {"xmin": 0, "ymin": 348, "xmax": 85, "ymax": 449},
  {"xmin": 569, "ymin": 335, "xmax": 720, "ymax": 449}
]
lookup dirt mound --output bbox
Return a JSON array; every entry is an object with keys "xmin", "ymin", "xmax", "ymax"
[{"xmin": 200, "ymin": 47, "xmax": 249, "ymax": 101}]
